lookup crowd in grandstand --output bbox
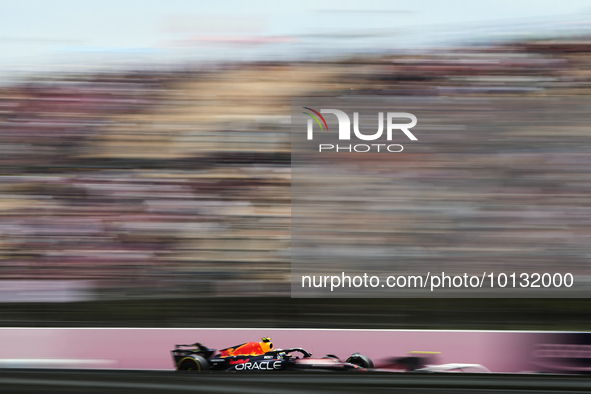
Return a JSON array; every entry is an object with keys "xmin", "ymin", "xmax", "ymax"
[{"xmin": 1, "ymin": 40, "xmax": 590, "ymax": 296}]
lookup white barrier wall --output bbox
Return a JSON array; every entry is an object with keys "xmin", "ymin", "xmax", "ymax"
[{"xmin": 0, "ymin": 328, "xmax": 558, "ymax": 372}]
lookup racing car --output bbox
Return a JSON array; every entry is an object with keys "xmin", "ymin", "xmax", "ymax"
[
  {"xmin": 373, "ymin": 351, "xmax": 491, "ymax": 373},
  {"xmin": 171, "ymin": 337, "xmax": 373, "ymax": 372}
]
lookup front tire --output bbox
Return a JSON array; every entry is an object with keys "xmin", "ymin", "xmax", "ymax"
[
  {"xmin": 346, "ymin": 353, "xmax": 374, "ymax": 369},
  {"xmin": 178, "ymin": 355, "xmax": 209, "ymax": 371}
]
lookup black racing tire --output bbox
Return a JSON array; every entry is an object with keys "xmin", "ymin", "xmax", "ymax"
[
  {"xmin": 178, "ymin": 355, "xmax": 209, "ymax": 372},
  {"xmin": 346, "ymin": 353, "xmax": 374, "ymax": 369}
]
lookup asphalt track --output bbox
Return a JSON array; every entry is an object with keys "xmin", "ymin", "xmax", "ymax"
[{"xmin": 1, "ymin": 370, "xmax": 591, "ymax": 394}]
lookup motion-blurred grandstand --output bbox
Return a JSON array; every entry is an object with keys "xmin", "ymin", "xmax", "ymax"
[{"xmin": 1, "ymin": 38, "xmax": 591, "ymax": 301}]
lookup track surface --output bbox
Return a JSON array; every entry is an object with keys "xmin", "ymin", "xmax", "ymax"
[{"xmin": 1, "ymin": 370, "xmax": 590, "ymax": 394}]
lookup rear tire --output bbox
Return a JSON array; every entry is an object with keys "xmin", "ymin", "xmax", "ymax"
[
  {"xmin": 178, "ymin": 355, "xmax": 209, "ymax": 372},
  {"xmin": 346, "ymin": 353, "xmax": 374, "ymax": 369}
]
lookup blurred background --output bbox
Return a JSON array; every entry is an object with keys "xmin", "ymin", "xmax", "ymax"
[{"xmin": 1, "ymin": 0, "xmax": 591, "ymax": 328}]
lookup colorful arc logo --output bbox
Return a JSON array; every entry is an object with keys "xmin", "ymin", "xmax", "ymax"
[{"xmin": 302, "ymin": 107, "xmax": 328, "ymax": 131}]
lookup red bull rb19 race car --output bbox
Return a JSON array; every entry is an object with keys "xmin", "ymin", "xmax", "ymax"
[
  {"xmin": 171, "ymin": 337, "xmax": 373, "ymax": 372},
  {"xmin": 171, "ymin": 337, "xmax": 491, "ymax": 373}
]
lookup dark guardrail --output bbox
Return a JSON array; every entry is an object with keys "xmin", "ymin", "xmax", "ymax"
[{"xmin": 1, "ymin": 370, "xmax": 591, "ymax": 393}]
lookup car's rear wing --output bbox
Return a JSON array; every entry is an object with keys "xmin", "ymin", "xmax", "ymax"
[{"xmin": 173, "ymin": 343, "xmax": 216, "ymax": 359}]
